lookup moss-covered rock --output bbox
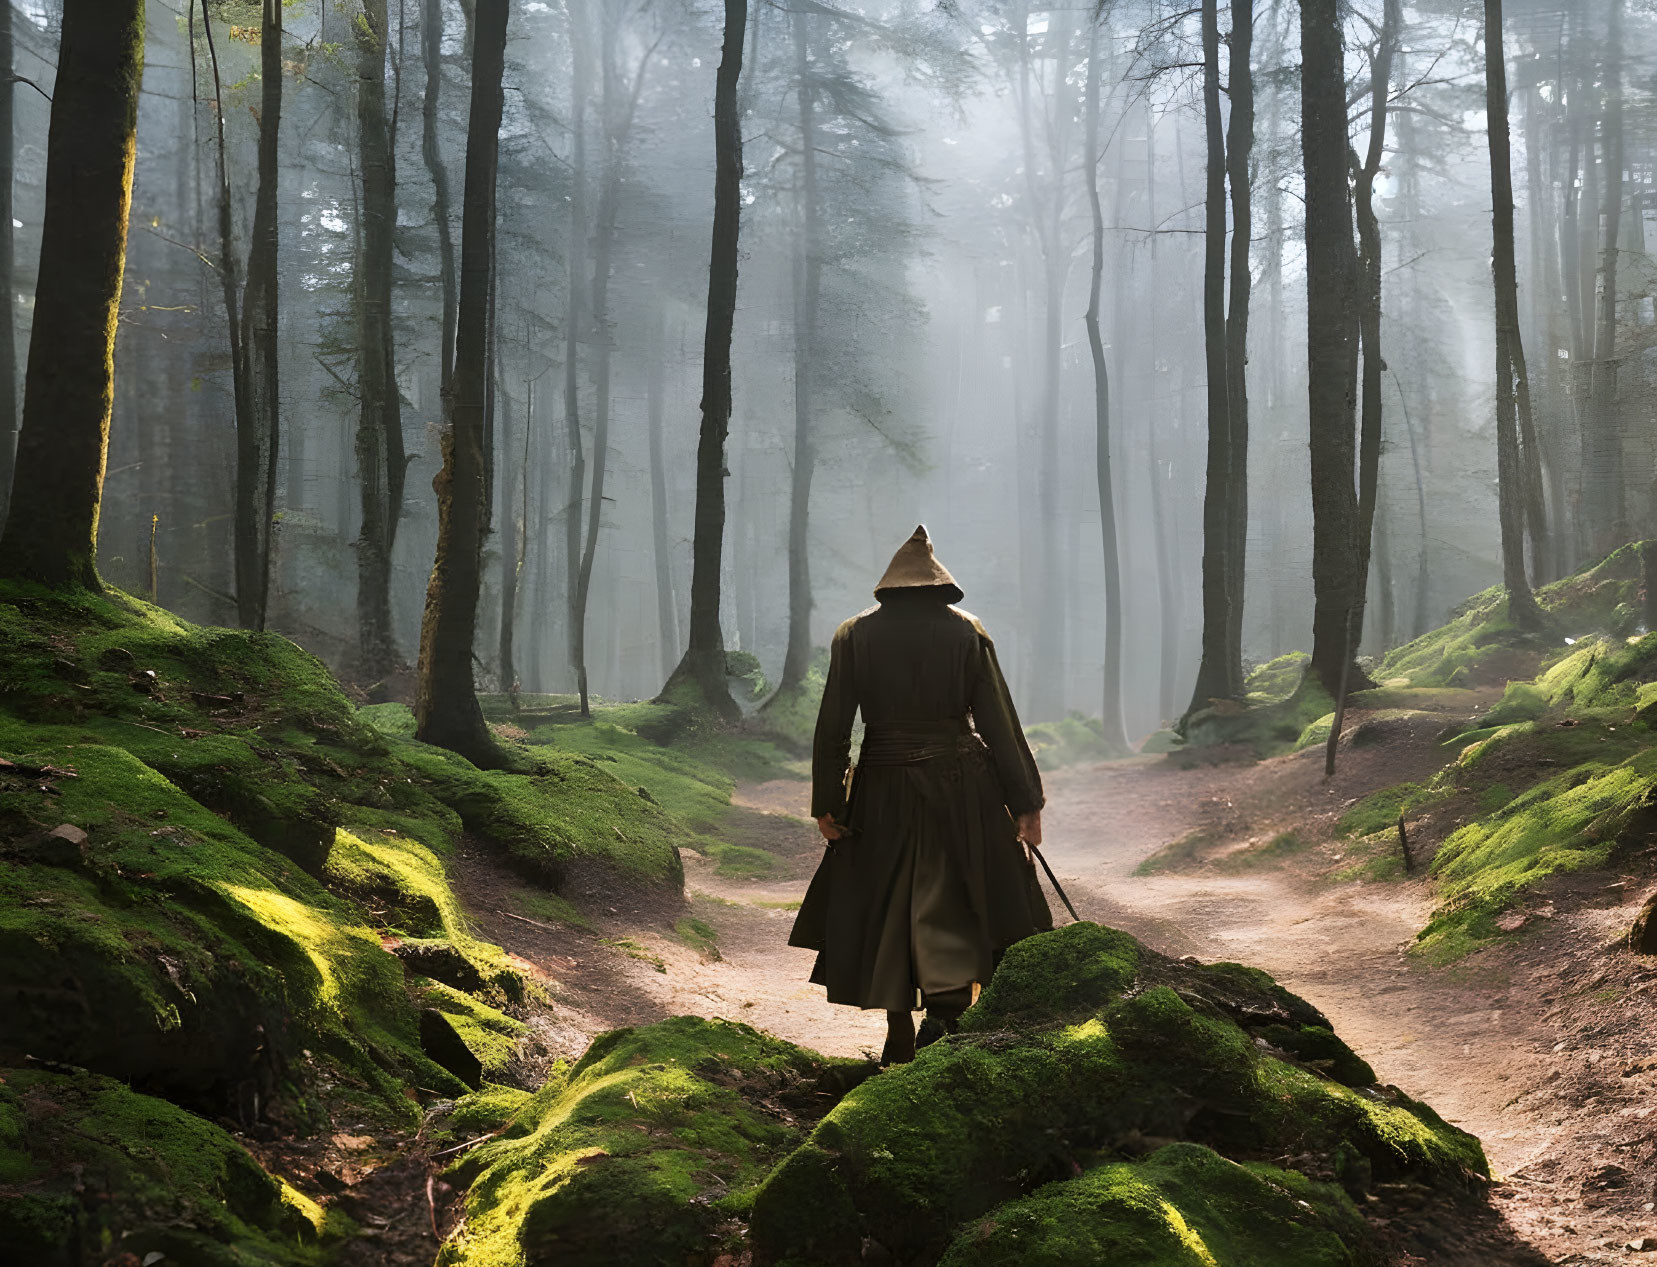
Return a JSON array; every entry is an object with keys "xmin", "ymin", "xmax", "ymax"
[
  {"xmin": 0, "ymin": 733, "xmax": 457, "ymax": 1117},
  {"xmin": 749, "ymin": 924, "xmax": 1484, "ymax": 1266},
  {"xmin": 440, "ymin": 1017, "xmax": 859, "ymax": 1267},
  {"xmin": 1181, "ymin": 677, "xmax": 1336, "ymax": 758},
  {"xmin": 0, "ymin": 1067, "xmax": 335, "ymax": 1266},
  {"xmin": 938, "ymin": 1142, "xmax": 1367, "ymax": 1267}
]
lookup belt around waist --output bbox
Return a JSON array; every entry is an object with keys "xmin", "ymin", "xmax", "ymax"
[{"xmin": 858, "ymin": 719, "xmax": 977, "ymax": 767}]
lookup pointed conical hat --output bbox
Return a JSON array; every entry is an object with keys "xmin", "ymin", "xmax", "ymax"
[{"xmin": 874, "ymin": 525, "xmax": 963, "ymax": 602}]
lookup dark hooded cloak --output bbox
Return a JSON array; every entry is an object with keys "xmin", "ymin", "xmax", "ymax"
[{"xmin": 788, "ymin": 526, "xmax": 1052, "ymax": 1011}]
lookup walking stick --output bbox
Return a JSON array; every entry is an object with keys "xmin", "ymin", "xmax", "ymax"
[{"xmin": 1028, "ymin": 844, "xmax": 1081, "ymax": 923}]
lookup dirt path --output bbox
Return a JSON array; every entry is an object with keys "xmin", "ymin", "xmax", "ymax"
[{"xmin": 456, "ymin": 737, "xmax": 1657, "ymax": 1266}]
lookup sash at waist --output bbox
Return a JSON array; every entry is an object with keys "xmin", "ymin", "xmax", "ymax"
[{"xmin": 858, "ymin": 719, "xmax": 978, "ymax": 767}]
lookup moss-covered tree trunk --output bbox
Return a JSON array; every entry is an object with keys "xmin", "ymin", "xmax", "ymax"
[
  {"xmin": 665, "ymin": 0, "xmax": 745, "ymax": 719},
  {"xmin": 0, "ymin": 0, "xmax": 143, "ymax": 589},
  {"xmin": 415, "ymin": 0, "xmax": 507, "ymax": 769},
  {"xmin": 1486, "ymin": 0, "xmax": 1544, "ymax": 631},
  {"xmin": 1300, "ymin": 0, "xmax": 1362, "ymax": 698},
  {"xmin": 354, "ymin": 0, "xmax": 407, "ymax": 681}
]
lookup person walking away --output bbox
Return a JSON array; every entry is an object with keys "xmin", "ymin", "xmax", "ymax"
[{"xmin": 788, "ymin": 525, "xmax": 1051, "ymax": 1065}]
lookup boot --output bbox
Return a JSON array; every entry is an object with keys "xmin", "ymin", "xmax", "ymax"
[
  {"xmin": 880, "ymin": 1010, "xmax": 916, "ymax": 1066},
  {"xmin": 915, "ymin": 1006, "xmax": 962, "ymax": 1051}
]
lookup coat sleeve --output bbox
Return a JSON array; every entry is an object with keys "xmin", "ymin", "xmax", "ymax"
[
  {"xmin": 810, "ymin": 622, "xmax": 859, "ymax": 821},
  {"xmin": 969, "ymin": 625, "xmax": 1045, "ymax": 817}
]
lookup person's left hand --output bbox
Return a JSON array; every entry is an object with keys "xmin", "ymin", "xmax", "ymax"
[{"xmin": 817, "ymin": 814, "xmax": 848, "ymax": 843}]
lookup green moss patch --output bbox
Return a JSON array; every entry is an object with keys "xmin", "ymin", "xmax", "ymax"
[
  {"xmin": 939, "ymin": 1142, "xmax": 1366, "ymax": 1267},
  {"xmin": 1214, "ymin": 830, "xmax": 1312, "ymax": 873},
  {"xmin": 439, "ymin": 1017, "xmax": 854, "ymax": 1267},
  {"xmin": 1026, "ymin": 713, "xmax": 1124, "ymax": 769},
  {"xmin": 1418, "ymin": 748, "xmax": 1657, "ymax": 959},
  {"xmin": 0, "ymin": 1067, "xmax": 335, "ymax": 1267},
  {"xmin": 1182, "ymin": 676, "xmax": 1336, "ymax": 758},
  {"xmin": 1134, "ymin": 830, "xmax": 1216, "ymax": 876}
]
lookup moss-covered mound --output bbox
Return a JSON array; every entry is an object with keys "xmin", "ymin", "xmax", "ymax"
[
  {"xmin": 440, "ymin": 1017, "xmax": 862, "ymax": 1267},
  {"xmin": 444, "ymin": 929, "xmax": 1482, "ymax": 1267},
  {"xmin": 0, "ymin": 1067, "xmax": 334, "ymax": 1266},
  {"xmin": 0, "ymin": 582, "xmax": 727, "ymax": 1258},
  {"xmin": 748, "ymin": 923, "xmax": 1481, "ymax": 1267},
  {"xmin": 1379, "ymin": 542, "xmax": 1654, "ymax": 689},
  {"xmin": 1330, "ymin": 625, "xmax": 1657, "ymax": 956},
  {"xmin": 939, "ymin": 1143, "xmax": 1367, "ymax": 1267},
  {"xmin": 1179, "ymin": 672, "xmax": 1335, "ymax": 758}
]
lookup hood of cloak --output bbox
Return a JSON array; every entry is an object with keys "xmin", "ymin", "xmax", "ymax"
[{"xmin": 874, "ymin": 525, "xmax": 964, "ymax": 604}]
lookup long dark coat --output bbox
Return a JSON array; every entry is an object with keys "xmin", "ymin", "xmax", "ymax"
[{"xmin": 788, "ymin": 591, "xmax": 1052, "ymax": 1011}]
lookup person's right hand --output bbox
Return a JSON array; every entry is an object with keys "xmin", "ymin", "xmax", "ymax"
[
  {"xmin": 817, "ymin": 814, "xmax": 848, "ymax": 843},
  {"xmin": 1016, "ymin": 810, "xmax": 1043, "ymax": 856}
]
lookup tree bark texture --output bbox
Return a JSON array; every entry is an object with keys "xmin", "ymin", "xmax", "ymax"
[
  {"xmin": 778, "ymin": 5, "xmax": 821, "ymax": 696},
  {"xmin": 0, "ymin": 0, "xmax": 143, "ymax": 589},
  {"xmin": 1082, "ymin": 25, "xmax": 1128, "ymax": 754},
  {"xmin": 564, "ymin": 4, "xmax": 590, "ymax": 700},
  {"xmin": 415, "ymin": 0, "xmax": 507, "ymax": 767},
  {"xmin": 422, "ymin": 0, "xmax": 458, "ymax": 394},
  {"xmin": 355, "ymin": 0, "xmax": 408, "ymax": 680},
  {"xmin": 1586, "ymin": 0, "xmax": 1625, "ymax": 553},
  {"xmin": 238, "ymin": 0, "xmax": 282, "ymax": 631},
  {"xmin": 1486, "ymin": 0, "xmax": 1544, "ymax": 629},
  {"xmin": 1188, "ymin": 0, "xmax": 1236, "ymax": 713},
  {"xmin": 665, "ymin": 0, "xmax": 745, "ymax": 715},
  {"xmin": 1350, "ymin": 0, "xmax": 1399, "ymax": 654},
  {"xmin": 1222, "ymin": 0, "xmax": 1253, "ymax": 694},
  {"xmin": 1300, "ymin": 0, "xmax": 1362, "ymax": 697}
]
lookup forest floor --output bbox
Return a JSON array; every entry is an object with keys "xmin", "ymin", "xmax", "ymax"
[
  {"xmin": 434, "ymin": 719, "xmax": 1657, "ymax": 1267},
  {"xmin": 269, "ymin": 680, "xmax": 1651, "ymax": 1266}
]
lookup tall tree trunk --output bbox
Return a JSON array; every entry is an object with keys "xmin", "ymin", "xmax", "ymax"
[
  {"xmin": 1187, "ymin": 0, "xmax": 1235, "ymax": 713},
  {"xmin": 496, "ymin": 380, "xmax": 528, "ymax": 701},
  {"xmin": 238, "ymin": 0, "xmax": 282, "ymax": 631},
  {"xmin": 1350, "ymin": 0, "xmax": 1400, "ymax": 651},
  {"xmin": 665, "ymin": 0, "xmax": 744, "ymax": 716},
  {"xmin": 1586, "ymin": 0, "xmax": 1625, "ymax": 554},
  {"xmin": 1527, "ymin": 79, "xmax": 1569, "ymax": 580},
  {"xmin": 572, "ymin": 7, "xmax": 651, "ymax": 716},
  {"xmin": 0, "ymin": 0, "xmax": 144, "ymax": 588},
  {"xmin": 355, "ymin": 0, "xmax": 407, "ymax": 680},
  {"xmin": 199, "ymin": 5, "xmax": 254, "ymax": 624},
  {"xmin": 778, "ymin": 6, "xmax": 820, "ymax": 695},
  {"xmin": 415, "ymin": 0, "xmax": 507, "ymax": 767},
  {"xmin": 1223, "ymin": 0, "xmax": 1253, "ymax": 691},
  {"xmin": 564, "ymin": 3, "xmax": 590, "ymax": 699},
  {"xmin": 647, "ymin": 316, "xmax": 679, "ymax": 683},
  {"xmin": 1486, "ymin": 0, "xmax": 1544, "ymax": 629},
  {"xmin": 1083, "ymin": 24, "xmax": 1128, "ymax": 754},
  {"xmin": 0, "ymin": 3, "xmax": 16, "ymax": 526},
  {"xmin": 1300, "ymin": 0, "xmax": 1362, "ymax": 697},
  {"xmin": 422, "ymin": 0, "xmax": 458, "ymax": 393}
]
